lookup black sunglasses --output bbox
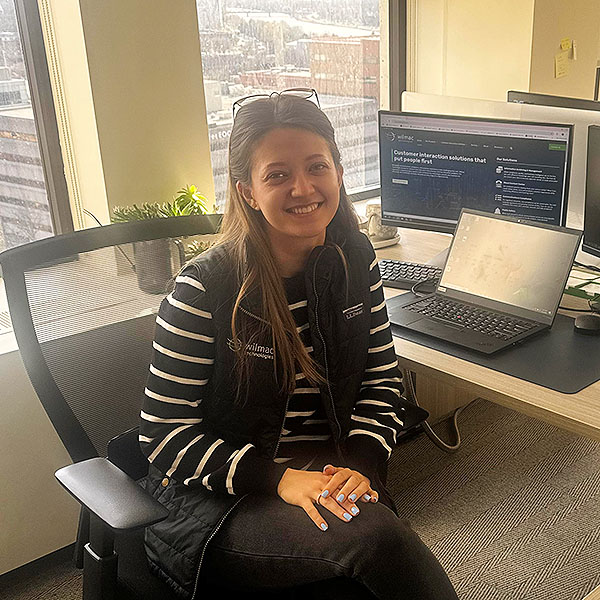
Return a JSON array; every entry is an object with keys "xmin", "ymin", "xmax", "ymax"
[{"xmin": 232, "ymin": 88, "xmax": 320, "ymax": 118}]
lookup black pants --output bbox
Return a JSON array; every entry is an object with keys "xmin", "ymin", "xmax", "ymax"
[{"xmin": 203, "ymin": 493, "xmax": 459, "ymax": 600}]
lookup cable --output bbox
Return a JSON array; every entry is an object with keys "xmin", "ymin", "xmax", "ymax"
[
  {"xmin": 402, "ymin": 368, "xmax": 476, "ymax": 453},
  {"xmin": 574, "ymin": 260, "xmax": 600, "ymax": 274},
  {"xmin": 410, "ymin": 277, "xmax": 437, "ymax": 297},
  {"xmin": 82, "ymin": 209, "xmax": 136, "ymax": 272}
]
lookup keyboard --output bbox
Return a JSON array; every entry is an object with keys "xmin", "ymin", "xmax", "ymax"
[
  {"xmin": 403, "ymin": 296, "xmax": 537, "ymax": 341},
  {"xmin": 379, "ymin": 259, "xmax": 443, "ymax": 292}
]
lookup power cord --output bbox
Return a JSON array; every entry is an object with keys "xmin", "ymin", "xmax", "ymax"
[
  {"xmin": 82, "ymin": 208, "xmax": 137, "ymax": 272},
  {"xmin": 410, "ymin": 278, "xmax": 438, "ymax": 297},
  {"xmin": 574, "ymin": 260, "xmax": 600, "ymax": 274},
  {"xmin": 402, "ymin": 368, "xmax": 476, "ymax": 453}
]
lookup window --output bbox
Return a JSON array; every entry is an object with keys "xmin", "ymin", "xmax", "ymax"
[
  {"xmin": 0, "ymin": 1, "xmax": 49, "ymax": 252},
  {"xmin": 196, "ymin": 0, "xmax": 382, "ymax": 210}
]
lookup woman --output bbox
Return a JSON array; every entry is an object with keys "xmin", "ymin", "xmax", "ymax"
[{"xmin": 139, "ymin": 90, "xmax": 458, "ymax": 600}]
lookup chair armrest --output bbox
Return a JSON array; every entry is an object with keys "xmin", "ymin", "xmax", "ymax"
[{"xmin": 55, "ymin": 457, "xmax": 169, "ymax": 531}]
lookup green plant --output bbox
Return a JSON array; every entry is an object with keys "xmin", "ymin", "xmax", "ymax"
[
  {"xmin": 111, "ymin": 185, "xmax": 208, "ymax": 222},
  {"xmin": 185, "ymin": 239, "xmax": 215, "ymax": 261}
]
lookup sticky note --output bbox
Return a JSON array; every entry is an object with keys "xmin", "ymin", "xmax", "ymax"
[
  {"xmin": 560, "ymin": 37, "xmax": 572, "ymax": 51},
  {"xmin": 555, "ymin": 50, "xmax": 569, "ymax": 78}
]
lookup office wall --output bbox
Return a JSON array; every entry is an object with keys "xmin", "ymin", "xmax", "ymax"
[
  {"xmin": 2, "ymin": 0, "xmax": 218, "ymax": 575},
  {"xmin": 413, "ymin": 0, "xmax": 534, "ymax": 101},
  {"xmin": 45, "ymin": 0, "xmax": 216, "ymax": 225},
  {"xmin": 529, "ymin": 0, "xmax": 600, "ymax": 98},
  {"xmin": 39, "ymin": 0, "xmax": 108, "ymax": 230},
  {"xmin": 0, "ymin": 351, "xmax": 79, "ymax": 575}
]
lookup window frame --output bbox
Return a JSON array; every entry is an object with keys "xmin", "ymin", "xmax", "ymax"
[
  {"xmin": 345, "ymin": 0, "xmax": 406, "ymax": 202},
  {"xmin": 13, "ymin": 0, "xmax": 73, "ymax": 237}
]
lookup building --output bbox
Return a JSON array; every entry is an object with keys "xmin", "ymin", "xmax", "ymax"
[
  {"xmin": 0, "ymin": 106, "xmax": 52, "ymax": 252},
  {"xmin": 238, "ymin": 68, "xmax": 311, "ymax": 90},
  {"xmin": 310, "ymin": 36, "xmax": 379, "ymax": 103}
]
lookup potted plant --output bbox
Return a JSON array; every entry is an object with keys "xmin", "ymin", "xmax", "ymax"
[{"xmin": 111, "ymin": 185, "xmax": 218, "ymax": 293}]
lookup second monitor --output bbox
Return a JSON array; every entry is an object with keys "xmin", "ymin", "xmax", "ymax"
[{"xmin": 379, "ymin": 111, "xmax": 573, "ymax": 233}]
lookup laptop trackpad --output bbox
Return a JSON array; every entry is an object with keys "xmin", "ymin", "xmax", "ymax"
[{"xmin": 409, "ymin": 317, "xmax": 466, "ymax": 338}]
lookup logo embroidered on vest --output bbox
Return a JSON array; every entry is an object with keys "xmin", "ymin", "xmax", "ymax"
[
  {"xmin": 227, "ymin": 338, "xmax": 274, "ymax": 360},
  {"xmin": 342, "ymin": 303, "xmax": 364, "ymax": 320}
]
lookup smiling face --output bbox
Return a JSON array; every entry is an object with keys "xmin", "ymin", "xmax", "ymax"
[{"xmin": 237, "ymin": 127, "xmax": 343, "ymax": 252}]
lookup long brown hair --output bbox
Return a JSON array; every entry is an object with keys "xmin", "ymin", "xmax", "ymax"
[{"xmin": 219, "ymin": 94, "xmax": 359, "ymax": 400}]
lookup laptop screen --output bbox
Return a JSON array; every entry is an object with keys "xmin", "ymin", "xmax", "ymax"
[{"xmin": 438, "ymin": 211, "xmax": 581, "ymax": 323}]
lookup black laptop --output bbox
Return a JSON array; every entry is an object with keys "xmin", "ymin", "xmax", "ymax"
[{"xmin": 388, "ymin": 209, "xmax": 582, "ymax": 354}]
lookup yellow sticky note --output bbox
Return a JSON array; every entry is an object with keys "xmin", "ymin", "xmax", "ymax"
[
  {"xmin": 555, "ymin": 50, "xmax": 569, "ymax": 78},
  {"xmin": 560, "ymin": 37, "xmax": 572, "ymax": 51}
]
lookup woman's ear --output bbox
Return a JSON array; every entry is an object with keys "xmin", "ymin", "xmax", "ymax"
[
  {"xmin": 336, "ymin": 164, "xmax": 344, "ymax": 189},
  {"xmin": 236, "ymin": 181, "xmax": 259, "ymax": 211}
]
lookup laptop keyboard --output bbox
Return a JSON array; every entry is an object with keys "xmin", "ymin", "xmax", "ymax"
[
  {"xmin": 405, "ymin": 296, "xmax": 538, "ymax": 341},
  {"xmin": 379, "ymin": 259, "xmax": 442, "ymax": 290}
]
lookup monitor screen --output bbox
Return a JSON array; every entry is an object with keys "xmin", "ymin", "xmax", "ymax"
[
  {"xmin": 378, "ymin": 111, "xmax": 572, "ymax": 234},
  {"xmin": 508, "ymin": 90, "xmax": 600, "ymax": 112},
  {"xmin": 583, "ymin": 126, "xmax": 600, "ymax": 260}
]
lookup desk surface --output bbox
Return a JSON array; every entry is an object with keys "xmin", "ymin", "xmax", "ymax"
[{"xmin": 377, "ymin": 227, "xmax": 600, "ymax": 443}]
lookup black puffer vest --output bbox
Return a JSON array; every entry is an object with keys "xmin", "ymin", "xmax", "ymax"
[{"xmin": 145, "ymin": 228, "xmax": 377, "ymax": 599}]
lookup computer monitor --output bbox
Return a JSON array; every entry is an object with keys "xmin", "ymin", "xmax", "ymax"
[
  {"xmin": 378, "ymin": 111, "xmax": 572, "ymax": 234},
  {"xmin": 508, "ymin": 90, "xmax": 600, "ymax": 112},
  {"xmin": 583, "ymin": 125, "xmax": 600, "ymax": 261}
]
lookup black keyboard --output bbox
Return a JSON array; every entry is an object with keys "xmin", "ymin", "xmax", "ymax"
[
  {"xmin": 379, "ymin": 259, "xmax": 442, "ymax": 292},
  {"xmin": 404, "ymin": 296, "xmax": 537, "ymax": 341}
]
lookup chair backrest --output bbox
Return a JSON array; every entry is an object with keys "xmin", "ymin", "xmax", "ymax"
[{"xmin": 0, "ymin": 215, "xmax": 222, "ymax": 464}]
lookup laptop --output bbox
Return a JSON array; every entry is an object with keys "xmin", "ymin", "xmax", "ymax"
[{"xmin": 388, "ymin": 209, "xmax": 582, "ymax": 354}]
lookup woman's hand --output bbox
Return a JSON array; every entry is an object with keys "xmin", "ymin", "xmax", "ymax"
[
  {"xmin": 321, "ymin": 464, "xmax": 379, "ymax": 504},
  {"xmin": 277, "ymin": 468, "xmax": 363, "ymax": 531}
]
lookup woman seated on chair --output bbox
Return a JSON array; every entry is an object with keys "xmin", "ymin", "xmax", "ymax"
[{"xmin": 139, "ymin": 89, "xmax": 459, "ymax": 600}]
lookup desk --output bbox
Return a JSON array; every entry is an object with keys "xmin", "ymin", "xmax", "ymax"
[{"xmin": 377, "ymin": 227, "xmax": 600, "ymax": 443}]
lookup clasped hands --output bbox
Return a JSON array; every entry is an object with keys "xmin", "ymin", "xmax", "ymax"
[{"xmin": 277, "ymin": 464, "xmax": 379, "ymax": 531}]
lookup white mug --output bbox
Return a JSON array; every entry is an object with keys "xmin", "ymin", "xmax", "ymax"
[{"xmin": 365, "ymin": 201, "xmax": 399, "ymax": 242}]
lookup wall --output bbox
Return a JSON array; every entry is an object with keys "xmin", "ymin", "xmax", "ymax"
[
  {"xmin": 0, "ymin": 351, "xmax": 79, "ymax": 575},
  {"xmin": 39, "ymin": 0, "xmax": 108, "ymax": 229},
  {"xmin": 413, "ymin": 0, "xmax": 534, "ymax": 101},
  {"xmin": 529, "ymin": 0, "xmax": 600, "ymax": 98},
  {"xmin": 45, "ymin": 0, "xmax": 216, "ymax": 225},
  {"xmin": 2, "ymin": 0, "xmax": 218, "ymax": 574}
]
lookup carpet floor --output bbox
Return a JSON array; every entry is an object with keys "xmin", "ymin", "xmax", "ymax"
[
  {"xmin": 4, "ymin": 398, "xmax": 600, "ymax": 599},
  {"xmin": 388, "ymin": 398, "xmax": 600, "ymax": 600}
]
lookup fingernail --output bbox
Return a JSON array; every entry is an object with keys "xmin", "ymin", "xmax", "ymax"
[
  {"xmin": 372, "ymin": 495, "xmax": 378, "ymax": 503},
  {"xmin": 320, "ymin": 523, "xmax": 328, "ymax": 531},
  {"xmin": 349, "ymin": 493, "xmax": 357, "ymax": 502},
  {"xmin": 351, "ymin": 506, "xmax": 359, "ymax": 515},
  {"xmin": 363, "ymin": 494, "xmax": 371, "ymax": 501},
  {"xmin": 321, "ymin": 490, "xmax": 329, "ymax": 498},
  {"xmin": 337, "ymin": 494, "xmax": 345, "ymax": 503},
  {"xmin": 343, "ymin": 512, "xmax": 352, "ymax": 521}
]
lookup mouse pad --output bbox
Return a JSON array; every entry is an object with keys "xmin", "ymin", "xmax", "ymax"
[{"xmin": 387, "ymin": 293, "xmax": 600, "ymax": 394}]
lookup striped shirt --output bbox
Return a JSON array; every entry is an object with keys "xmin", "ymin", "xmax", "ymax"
[{"xmin": 139, "ymin": 256, "xmax": 405, "ymax": 496}]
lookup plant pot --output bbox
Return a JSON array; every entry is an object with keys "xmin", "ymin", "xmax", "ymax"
[{"xmin": 133, "ymin": 238, "xmax": 184, "ymax": 294}]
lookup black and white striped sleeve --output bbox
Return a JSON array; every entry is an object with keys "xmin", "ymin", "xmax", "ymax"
[
  {"xmin": 346, "ymin": 256, "xmax": 406, "ymax": 470},
  {"xmin": 139, "ymin": 268, "xmax": 286, "ymax": 495}
]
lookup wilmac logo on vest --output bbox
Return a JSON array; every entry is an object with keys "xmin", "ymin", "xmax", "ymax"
[{"xmin": 227, "ymin": 338, "xmax": 274, "ymax": 360}]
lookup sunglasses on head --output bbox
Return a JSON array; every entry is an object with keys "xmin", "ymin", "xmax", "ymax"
[{"xmin": 232, "ymin": 88, "xmax": 320, "ymax": 118}]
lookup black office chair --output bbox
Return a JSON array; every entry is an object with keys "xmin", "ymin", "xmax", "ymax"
[
  {"xmin": 1, "ymin": 214, "xmax": 429, "ymax": 600},
  {"xmin": 0, "ymin": 215, "xmax": 222, "ymax": 600}
]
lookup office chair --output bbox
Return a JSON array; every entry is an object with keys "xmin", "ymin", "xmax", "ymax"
[
  {"xmin": 1, "ymin": 214, "xmax": 429, "ymax": 600},
  {"xmin": 0, "ymin": 215, "xmax": 221, "ymax": 600}
]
